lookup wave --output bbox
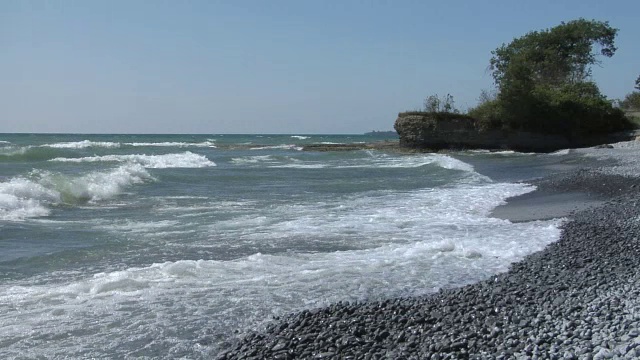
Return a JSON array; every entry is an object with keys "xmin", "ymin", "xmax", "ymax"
[
  {"xmin": 230, "ymin": 155, "xmax": 276, "ymax": 165},
  {"xmin": 469, "ymin": 149, "xmax": 536, "ymax": 156},
  {"xmin": 357, "ymin": 153, "xmax": 475, "ymax": 171},
  {"xmin": 0, "ymin": 146, "xmax": 65, "ymax": 162},
  {"xmin": 50, "ymin": 151, "xmax": 216, "ymax": 168},
  {"xmin": 261, "ymin": 154, "xmax": 477, "ymax": 172},
  {"xmin": 291, "ymin": 136, "xmax": 310, "ymax": 140},
  {"xmin": 41, "ymin": 140, "xmax": 121, "ymax": 149},
  {"xmin": 0, "ymin": 196, "xmax": 561, "ymax": 355},
  {"xmin": 250, "ymin": 144, "xmax": 303, "ymax": 151},
  {"xmin": 0, "ymin": 164, "xmax": 152, "ymax": 221},
  {"xmin": 276, "ymin": 163, "xmax": 327, "ymax": 169},
  {"xmin": 39, "ymin": 140, "xmax": 216, "ymax": 149},
  {"xmin": 124, "ymin": 141, "xmax": 216, "ymax": 148},
  {"xmin": 0, "ymin": 145, "xmax": 31, "ymax": 157},
  {"xmin": 206, "ymin": 182, "xmax": 540, "ymax": 246}
]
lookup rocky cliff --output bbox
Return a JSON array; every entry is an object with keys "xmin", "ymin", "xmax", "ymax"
[{"xmin": 394, "ymin": 112, "xmax": 634, "ymax": 152}]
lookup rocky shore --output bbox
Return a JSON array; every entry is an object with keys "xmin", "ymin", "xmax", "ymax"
[
  {"xmin": 393, "ymin": 112, "xmax": 636, "ymax": 153},
  {"xmin": 217, "ymin": 144, "xmax": 640, "ymax": 359}
]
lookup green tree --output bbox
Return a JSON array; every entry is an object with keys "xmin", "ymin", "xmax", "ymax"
[
  {"xmin": 620, "ymin": 92, "xmax": 640, "ymax": 110},
  {"xmin": 484, "ymin": 19, "xmax": 630, "ymax": 135},
  {"xmin": 490, "ymin": 19, "xmax": 617, "ymax": 90},
  {"xmin": 619, "ymin": 75, "xmax": 640, "ymax": 110}
]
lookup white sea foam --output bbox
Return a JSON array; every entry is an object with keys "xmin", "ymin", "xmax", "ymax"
[
  {"xmin": 264, "ymin": 153, "xmax": 477, "ymax": 172},
  {"xmin": 0, "ymin": 164, "xmax": 152, "ymax": 220},
  {"xmin": 0, "ymin": 179, "xmax": 58, "ymax": 220},
  {"xmin": 469, "ymin": 149, "xmax": 536, "ymax": 156},
  {"xmin": 291, "ymin": 136, "xmax": 310, "ymax": 140},
  {"xmin": 39, "ymin": 140, "xmax": 217, "ymax": 149},
  {"xmin": 206, "ymin": 182, "xmax": 540, "ymax": 247},
  {"xmin": 228, "ymin": 153, "xmax": 479, "ymax": 175},
  {"xmin": 250, "ymin": 144, "xmax": 303, "ymax": 151},
  {"xmin": 0, "ymin": 172, "xmax": 567, "ymax": 357},
  {"xmin": 50, "ymin": 151, "xmax": 216, "ymax": 168},
  {"xmin": 94, "ymin": 220, "xmax": 182, "ymax": 233},
  {"xmin": 124, "ymin": 141, "xmax": 216, "ymax": 148},
  {"xmin": 276, "ymin": 163, "xmax": 327, "ymax": 169},
  {"xmin": 230, "ymin": 155, "xmax": 275, "ymax": 165},
  {"xmin": 0, "ymin": 205, "xmax": 560, "ymax": 357},
  {"xmin": 41, "ymin": 140, "xmax": 121, "ymax": 149},
  {"xmin": 0, "ymin": 145, "xmax": 31, "ymax": 156}
]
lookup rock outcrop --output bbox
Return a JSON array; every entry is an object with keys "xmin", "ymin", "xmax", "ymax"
[{"xmin": 394, "ymin": 112, "xmax": 635, "ymax": 152}]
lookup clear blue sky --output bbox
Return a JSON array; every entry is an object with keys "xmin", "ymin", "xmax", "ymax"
[{"xmin": 2, "ymin": 0, "xmax": 639, "ymax": 134}]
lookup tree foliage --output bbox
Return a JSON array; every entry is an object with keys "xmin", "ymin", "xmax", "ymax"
[
  {"xmin": 423, "ymin": 94, "xmax": 459, "ymax": 113},
  {"xmin": 490, "ymin": 19, "xmax": 618, "ymax": 90},
  {"xmin": 620, "ymin": 92, "xmax": 640, "ymax": 111},
  {"xmin": 618, "ymin": 74, "xmax": 640, "ymax": 111},
  {"xmin": 475, "ymin": 19, "xmax": 633, "ymax": 135}
]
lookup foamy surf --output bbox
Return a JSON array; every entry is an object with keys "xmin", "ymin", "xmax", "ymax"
[
  {"xmin": 41, "ymin": 140, "xmax": 121, "ymax": 149},
  {"xmin": 50, "ymin": 151, "xmax": 216, "ymax": 168},
  {"xmin": 124, "ymin": 141, "xmax": 216, "ymax": 148},
  {"xmin": 202, "ymin": 182, "xmax": 539, "ymax": 247},
  {"xmin": 0, "ymin": 164, "xmax": 152, "ymax": 220},
  {"xmin": 0, "ymin": 133, "xmax": 582, "ymax": 359},
  {"xmin": 232, "ymin": 153, "xmax": 478, "ymax": 173},
  {"xmin": 0, "ymin": 211, "xmax": 560, "ymax": 357},
  {"xmin": 39, "ymin": 140, "xmax": 217, "ymax": 149},
  {"xmin": 250, "ymin": 144, "xmax": 303, "ymax": 151}
]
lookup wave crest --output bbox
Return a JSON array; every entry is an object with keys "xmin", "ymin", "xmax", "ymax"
[
  {"xmin": 0, "ymin": 164, "xmax": 152, "ymax": 220},
  {"xmin": 41, "ymin": 140, "xmax": 121, "ymax": 149},
  {"xmin": 50, "ymin": 152, "xmax": 216, "ymax": 168}
]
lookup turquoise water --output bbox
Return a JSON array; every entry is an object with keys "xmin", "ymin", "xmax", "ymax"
[{"xmin": 0, "ymin": 134, "xmax": 564, "ymax": 358}]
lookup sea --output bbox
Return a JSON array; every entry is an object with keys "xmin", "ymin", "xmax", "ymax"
[{"xmin": 0, "ymin": 133, "xmax": 588, "ymax": 358}]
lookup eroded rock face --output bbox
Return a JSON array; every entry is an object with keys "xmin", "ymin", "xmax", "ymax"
[
  {"xmin": 393, "ymin": 113, "xmax": 483, "ymax": 150},
  {"xmin": 393, "ymin": 113, "xmax": 634, "ymax": 152}
]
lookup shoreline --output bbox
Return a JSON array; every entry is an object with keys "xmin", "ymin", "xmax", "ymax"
[
  {"xmin": 217, "ymin": 145, "xmax": 640, "ymax": 359},
  {"xmin": 490, "ymin": 168, "xmax": 640, "ymax": 223}
]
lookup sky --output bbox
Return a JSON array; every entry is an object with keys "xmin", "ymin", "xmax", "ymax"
[{"xmin": 2, "ymin": 0, "xmax": 639, "ymax": 134}]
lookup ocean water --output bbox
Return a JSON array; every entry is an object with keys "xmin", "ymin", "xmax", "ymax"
[{"xmin": 0, "ymin": 134, "xmax": 576, "ymax": 358}]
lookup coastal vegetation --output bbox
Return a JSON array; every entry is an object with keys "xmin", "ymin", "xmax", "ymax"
[
  {"xmin": 399, "ymin": 19, "xmax": 635, "ymax": 142},
  {"xmin": 472, "ymin": 18, "xmax": 634, "ymax": 136},
  {"xmin": 620, "ymin": 75, "xmax": 640, "ymax": 117}
]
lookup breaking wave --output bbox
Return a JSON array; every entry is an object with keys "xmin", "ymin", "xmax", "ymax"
[
  {"xmin": 41, "ymin": 140, "xmax": 121, "ymax": 149},
  {"xmin": 50, "ymin": 152, "xmax": 216, "ymax": 168},
  {"xmin": 40, "ymin": 140, "xmax": 216, "ymax": 149},
  {"xmin": 0, "ymin": 164, "xmax": 152, "ymax": 221}
]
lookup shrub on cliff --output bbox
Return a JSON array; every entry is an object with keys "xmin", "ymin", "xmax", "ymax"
[
  {"xmin": 621, "ymin": 92, "xmax": 640, "ymax": 111},
  {"xmin": 620, "ymin": 75, "xmax": 640, "ymax": 111},
  {"xmin": 423, "ymin": 94, "xmax": 459, "ymax": 114},
  {"xmin": 468, "ymin": 89, "xmax": 504, "ymax": 130},
  {"xmin": 399, "ymin": 94, "xmax": 474, "ymax": 123},
  {"xmin": 477, "ymin": 19, "xmax": 634, "ymax": 135}
]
